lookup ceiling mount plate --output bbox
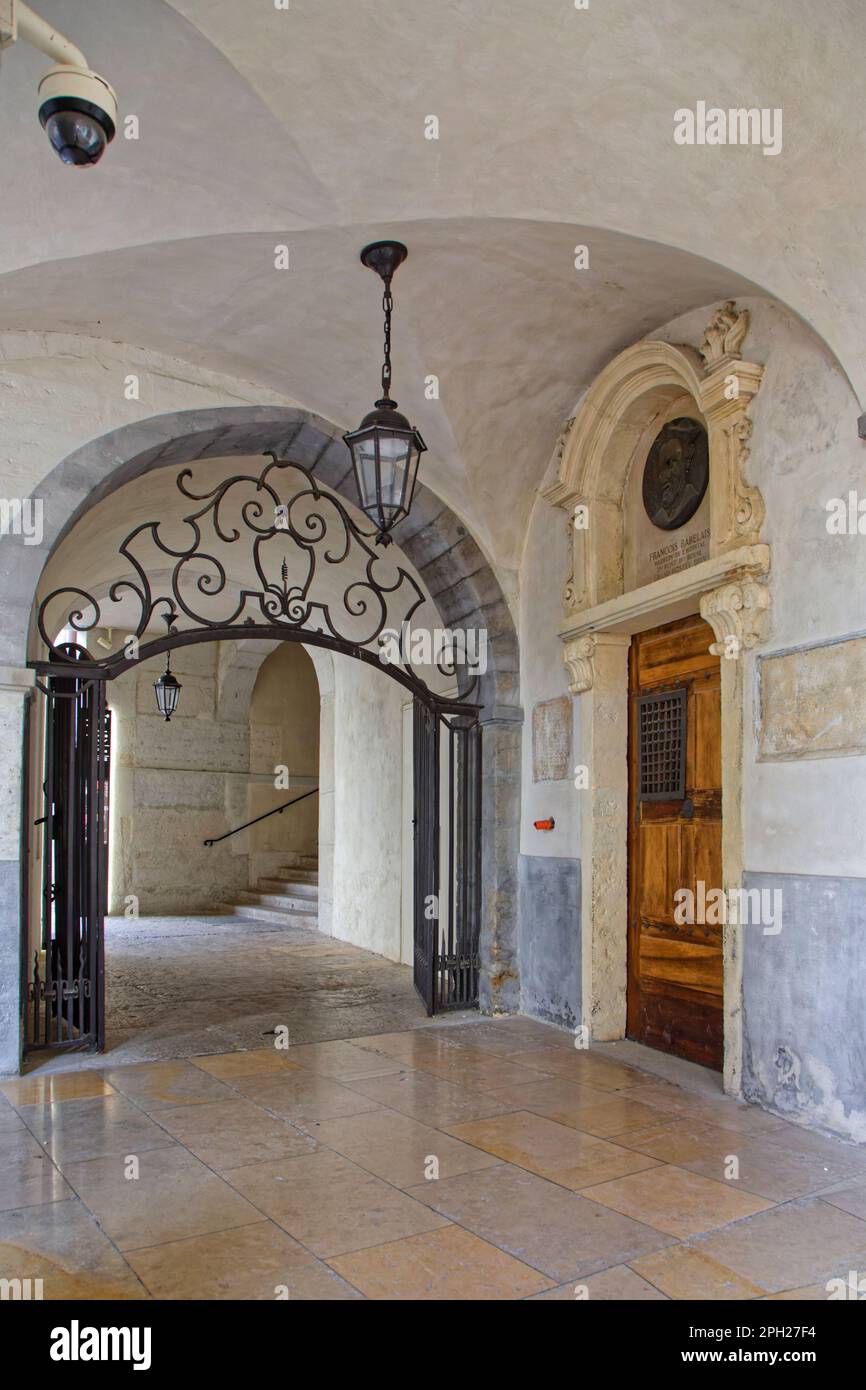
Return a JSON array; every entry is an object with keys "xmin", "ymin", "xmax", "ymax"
[{"xmin": 360, "ymin": 240, "xmax": 408, "ymax": 282}]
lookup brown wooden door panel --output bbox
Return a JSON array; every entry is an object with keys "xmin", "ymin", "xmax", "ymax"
[
  {"xmin": 638, "ymin": 935, "xmax": 723, "ymax": 996},
  {"xmin": 627, "ymin": 613, "xmax": 723, "ymax": 1070},
  {"xmin": 692, "ymin": 825, "xmax": 723, "ymax": 898},
  {"xmin": 639, "ymin": 823, "xmax": 679, "ymax": 919},
  {"xmin": 692, "ymin": 685, "xmax": 722, "ymax": 789}
]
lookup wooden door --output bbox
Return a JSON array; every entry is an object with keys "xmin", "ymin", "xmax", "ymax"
[{"xmin": 627, "ymin": 614, "xmax": 723, "ymax": 1070}]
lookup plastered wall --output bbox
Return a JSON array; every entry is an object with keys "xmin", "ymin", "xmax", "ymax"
[{"xmin": 248, "ymin": 643, "xmax": 320, "ymax": 885}]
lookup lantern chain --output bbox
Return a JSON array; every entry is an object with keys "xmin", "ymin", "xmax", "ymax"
[{"xmin": 381, "ymin": 281, "xmax": 393, "ymax": 399}]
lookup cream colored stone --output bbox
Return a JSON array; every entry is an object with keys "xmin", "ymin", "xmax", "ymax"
[{"xmin": 759, "ymin": 635, "xmax": 866, "ymax": 760}]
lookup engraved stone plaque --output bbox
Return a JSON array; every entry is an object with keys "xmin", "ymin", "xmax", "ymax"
[{"xmin": 532, "ymin": 695, "xmax": 572, "ymax": 783}]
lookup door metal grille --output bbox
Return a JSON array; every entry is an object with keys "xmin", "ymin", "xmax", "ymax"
[{"xmin": 637, "ymin": 687, "xmax": 686, "ymax": 801}]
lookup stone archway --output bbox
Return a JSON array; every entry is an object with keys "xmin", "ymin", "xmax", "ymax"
[
  {"xmin": 543, "ymin": 303, "xmax": 772, "ymax": 1096},
  {"xmin": 1, "ymin": 405, "xmax": 521, "ymax": 1070}
]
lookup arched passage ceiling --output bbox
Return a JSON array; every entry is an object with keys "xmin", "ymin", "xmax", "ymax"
[{"xmin": 0, "ymin": 0, "xmax": 860, "ymax": 567}]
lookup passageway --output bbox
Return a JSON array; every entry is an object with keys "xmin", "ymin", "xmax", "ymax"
[{"xmin": 28, "ymin": 911, "xmax": 433, "ymax": 1075}]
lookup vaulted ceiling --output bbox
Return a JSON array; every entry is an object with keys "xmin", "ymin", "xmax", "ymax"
[{"xmin": 0, "ymin": 0, "xmax": 860, "ymax": 568}]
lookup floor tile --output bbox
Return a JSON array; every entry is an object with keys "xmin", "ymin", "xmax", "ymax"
[
  {"xmin": 351, "ymin": 1032, "xmax": 466, "ymax": 1067},
  {"xmin": 418, "ymin": 1023, "xmax": 557, "ymax": 1058},
  {"xmin": 630, "ymin": 1244, "xmax": 765, "ymax": 1299},
  {"xmin": 514, "ymin": 1049, "xmax": 656, "ymax": 1091},
  {"xmin": 615, "ymin": 1119, "xmax": 856, "ymax": 1201},
  {"xmin": 61, "ymin": 1145, "xmax": 263, "ymax": 1250},
  {"xmin": 328, "ymin": 1223, "xmax": 552, "ymax": 1299},
  {"xmin": 284, "ymin": 1040, "xmax": 406, "ymax": 1080},
  {"xmin": 445, "ymin": 1110, "xmax": 661, "ymax": 1189},
  {"xmin": 151, "ymin": 1098, "xmax": 317, "ymax": 1171},
  {"xmin": 418, "ymin": 1052, "xmax": 578, "ymax": 1093},
  {"xmin": 20, "ymin": 1094, "xmax": 177, "ymax": 1164},
  {"xmin": 0, "ymin": 1198, "xmax": 148, "ymax": 1299},
  {"xmin": 488, "ymin": 1077, "xmax": 676, "ymax": 1137},
  {"xmin": 529, "ymin": 1264, "xmax": 669, "ymax": 1300},
  {"xmin": 0, "ymin": 1155, "xmax": 70, "ymax": 1212},
  {"xmin": 1, "ymin": 1073, "xmax": 115, "ymax": 1107},
  {"xmin": 762, "ymin": 1124, "xmax": 866, "ymax": 1171},
  {"xmin": 404, "ymin": 1163, "xmax": 674, "ymax": 1282},
  {"xmin": 0, "ymin": 1101, "xmax": 26, "ymax": 1133},
  {"xmin": 0, "ymin": 1125, "xmax": 47, "ymax": 1162},
  {"xmin": 126, "ymin": 1220, "xmax": 362, "ymax": 1299},
  {"xmin": 484, "ymin": 1075, "xmax": 606, "ymax": 1109},
  {"xmin": 100, "ymin": 1061, "xmax": 234, "ymax": 1112},
  {"xmin": 224, "ymin": 1149, "xmax": 450, "ymax": 1257},
  {"xmin": 583, "ymin": 1164, "xmax": 774, "ymax": 1238},
  {"xmin": 188, "ymin": 1049, "xmax": 301, "ymax": 1081},
  {"xmin": 425, "ymin": 1017, "xmax": 564, "ymax": 1046},
  {"xmin": 230, "ymin": 1070, "xmax": 382, "ymax": 1122},
  {"xmin": 304, "ymin": 1108, "xmax": 500, "ymax": 1188},
  {"xmin": 628, "ymin": 1084, "xmax": 791, "ymax": 1139},
  {"xmin": 764, "ymin": 1283, "xmax": 837, "ymax": 1300},
  {"xmin": 817, "ymin": 1176, "xmax": 866, "ymax": 1221},
  {"xmin": 694, "ymin": 1197, "xmax": 866, "ymax": 1293},
  {"xmin": 342, "ymin": 1069, "xmax": 515, "ymax": 1126}
]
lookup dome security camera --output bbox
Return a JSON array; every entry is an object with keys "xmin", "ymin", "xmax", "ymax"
[
  {"xmin": 0, "ymin": 1, "xmax": 118, "ymax": 166},
  {"xmin": 37, "ymin": 64, "xmax": 117, "ymax": 166}
]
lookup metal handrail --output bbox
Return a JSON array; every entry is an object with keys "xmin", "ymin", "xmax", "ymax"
[{"xmin": 203, "ymin": 786, "xmax": 318, "ymax": 847}]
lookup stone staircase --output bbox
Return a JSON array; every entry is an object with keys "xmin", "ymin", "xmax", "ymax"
[{"xmin": 220, "ymin": 854, "xmax": 319, "ymax": 927}]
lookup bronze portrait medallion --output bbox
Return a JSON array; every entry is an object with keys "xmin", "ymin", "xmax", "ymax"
[{"xmin": 642, "ymin": 416, "xmax": 709, "ymax": 531}]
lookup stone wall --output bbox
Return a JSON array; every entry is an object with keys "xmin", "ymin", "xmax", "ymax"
[{"xmin": 108, "ymin": 642, "xmax": 250, "ymax": 915}]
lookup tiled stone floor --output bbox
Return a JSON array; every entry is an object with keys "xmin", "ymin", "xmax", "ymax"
[{"xmin": 4, "ymin": 917, "xmax": 866, "ymax": 1300}]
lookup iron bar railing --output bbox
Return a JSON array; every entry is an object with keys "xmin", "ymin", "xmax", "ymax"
[{"xmin": 203, "ymin": 786, "xmax": 318, "ymax": 847}]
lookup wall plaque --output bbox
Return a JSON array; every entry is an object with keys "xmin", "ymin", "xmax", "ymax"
[
  {"xmin": 642, "ymin": 416, "xmax": 709, "ymax": 531},
  {"xmin": 624, "ymin": 414, "xmax": 711, "ymax": 590},
  {"xmin": 532, "ymin": 695, "xmax": 572, "ymax": 782}
]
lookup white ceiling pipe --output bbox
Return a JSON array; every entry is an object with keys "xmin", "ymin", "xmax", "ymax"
[{"xmin": 14, "ymin": 1, "xmax": 88, "ymax": 67}]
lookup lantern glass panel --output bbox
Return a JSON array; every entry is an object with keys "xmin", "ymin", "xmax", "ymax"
[
  {"xmin": 378, "ymin": 431, "xmax": 412, "ymax": 514},
  {"xmin": 352, "ymin": 433, "xmax": 380, "ymax": 513}
]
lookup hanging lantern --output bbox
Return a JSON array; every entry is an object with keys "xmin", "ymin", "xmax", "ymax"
[
  {"xmin": 154, "ymin": 659, "xmax": 181, "ymax": 721},
  {"xmin": 343, "ymin": 241, "xmax": 426, "ymax": 546},
  {"xmin": 153, "ymin": 615, "xmax": 181, "ymax": 720}
]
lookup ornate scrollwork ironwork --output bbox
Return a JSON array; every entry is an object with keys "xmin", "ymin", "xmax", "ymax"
[{"xmin": 37, "ymin": 452, "xmax": 464, "ymax": 697}]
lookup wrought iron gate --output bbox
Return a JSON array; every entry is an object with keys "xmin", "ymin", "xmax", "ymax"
[
  {"xmin": 27, "ymin": 452, "xmax": 485, "ymax": 1048},
  {"xmin": 442, "ymin": 715, "xmax": 482, "ymax": 1010},
  {"xmin": 412, "ymin": 700, "xmax": 439, "ymax": 1011},
  {"xmin": 412, "ymin": 699, "xmax": 482, "ymax": 1014},
  {"xmin": 25, "ymin": 652, "xmax": 109, "ymax": 1052}
]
